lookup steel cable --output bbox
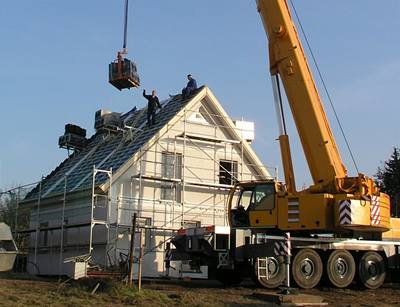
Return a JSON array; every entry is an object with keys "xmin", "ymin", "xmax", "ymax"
[
  {"xmin": 123, "ymin": 0, "xmax": 129, "ymax": 50},
  {"xmin": 288, "ymin": 0, "xmax": 360, "ymax": 174}
]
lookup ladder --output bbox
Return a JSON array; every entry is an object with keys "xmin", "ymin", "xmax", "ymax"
[{"xmin": 89, "ymin": 166, "xmax": 113, "ymax": 268}]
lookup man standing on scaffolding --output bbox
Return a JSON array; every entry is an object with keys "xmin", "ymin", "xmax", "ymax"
[{"xmin": 143, "ymin": 89, "xmax": 162, "ymax": 126}]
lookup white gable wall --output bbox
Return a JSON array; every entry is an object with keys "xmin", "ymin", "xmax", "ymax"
[{"xmin": 108, "ymin": 96, "xmax": 269, "ymax": 278}]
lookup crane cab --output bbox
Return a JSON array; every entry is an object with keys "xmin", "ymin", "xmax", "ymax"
[
  {"xmin": 229, "ymin": 181, "xmax": 278, "ymax": 229},
  {"xmin": 109, "ymin": 52, "xmax": 140, "ymax": 90}
]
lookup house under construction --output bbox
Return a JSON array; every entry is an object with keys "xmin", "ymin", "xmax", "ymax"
[{"xmin": 18, "ymin": 86, "xmax": 271, "ymax": 278}]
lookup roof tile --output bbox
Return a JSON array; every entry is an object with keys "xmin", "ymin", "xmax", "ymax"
[{"xmin": 25, "ymin": 87, "xmax": 204, "ymax": 201}]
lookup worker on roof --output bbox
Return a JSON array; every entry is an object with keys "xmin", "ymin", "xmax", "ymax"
[
  {"xmin": 143, "ymin": 89, "xmax": 162, "ymax": 126},
  {"xmin": 181, "ymin": 74, "xmax": 197, "ymax": 99}
]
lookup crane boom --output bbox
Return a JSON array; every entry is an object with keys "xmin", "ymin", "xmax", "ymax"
[{"xmin": 257, "ymin": 0, "xmax": 347, "ymax": 186}]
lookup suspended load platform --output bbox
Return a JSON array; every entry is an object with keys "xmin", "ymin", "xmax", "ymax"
[
  {"xmin": 109, "ymin": 0, "xmax": 140, "ymax": 91},
  {"xmin": 109, "ymin": 52, "xmax": 140, "ymax": 90}
]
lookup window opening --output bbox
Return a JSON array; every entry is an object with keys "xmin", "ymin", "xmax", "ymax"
[
  {"xmin": 219, "ymin": 160, "xmax": 238, "ymax": 185},
  {"xmin": 40, "ymin": 222, "xmax": 49, "ymax": 247},
  {"xmin": 161, "ymin": 152, "xmax": 182, "ymax": 202}
]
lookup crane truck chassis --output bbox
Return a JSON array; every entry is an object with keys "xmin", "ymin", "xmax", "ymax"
[{"xmin": 168, "ymin": 222, "xmax": 400, "ymax": 290}]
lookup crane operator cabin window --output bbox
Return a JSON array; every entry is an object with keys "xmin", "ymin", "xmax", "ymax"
[
  {"xmin": 252, "ymin": 184, "xmax": 275, "ymax": 211},
  {"xmin": 237, "ymin": 184, "xmax": 275, "ymax": 211},
  {"xmin": 238, "ymin": 190, "xmax": 253, "ymax": 211}
]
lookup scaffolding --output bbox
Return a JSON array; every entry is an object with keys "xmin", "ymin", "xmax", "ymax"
[
  {"xmin": 0, "ymin": 105, "xmax": 276, "ymax": 277},
  {"xmin": 90, "ymin": 166, "xmax": 112, "ymax": 267}
]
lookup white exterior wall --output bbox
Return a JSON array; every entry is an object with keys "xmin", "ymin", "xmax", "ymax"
[
  {"xmin": 27, "ymin": 195, "xmax": 109, "ymax": 276},
  {"xmin": 27, "ymin": 92, "xmax": 269, "ymax": 278},
  {"xmin": 109, "ymin": 98, "xmax": 268, "ymax": 278}
]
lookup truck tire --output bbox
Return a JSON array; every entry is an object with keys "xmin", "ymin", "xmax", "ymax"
[
  {"xmin": 326, "ymin": 250, "xmax": 355, "ymax": 288},
  {"xmin": 292, "ymin": 249, "xmax": 323, "ymax": 289},
  {"xmin": 357, "ymin": 251, "xmax": 386, "ymax": 289},
  {"xmin": 255, "ymin": 257, "xmax": 285, "ymax": 289},
  {"xmin": 216, "ymin": 268, "xmax": 243, "ymax": 286}
]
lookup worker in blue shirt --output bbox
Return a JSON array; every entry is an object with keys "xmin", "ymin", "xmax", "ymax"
[
  {"xmin": 181, "ymin": 74, "xmax": 197, "ymax": 99},
  {"xmin": 143, "ymin": 89, "xmax": 162, "ymax": 126}
]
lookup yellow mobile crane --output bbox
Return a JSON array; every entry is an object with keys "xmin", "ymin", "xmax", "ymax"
[
  {"xmin": 230, "ymin": 0, "xmax": 392, "ymax": 235},
  {"xmin": 170, "ymin": 0, "xmax": 400, "ymax": 290}
]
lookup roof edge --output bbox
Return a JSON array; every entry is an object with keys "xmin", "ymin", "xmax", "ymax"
[
  {"xmin": 203, "ymin": 87, "xmax": 271, "ymax": 179},
  {"xmin": 100, "ymin": 86, "xmax": 209, "ymax": 191}
]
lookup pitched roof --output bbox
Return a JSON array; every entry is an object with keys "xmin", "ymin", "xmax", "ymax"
[{"xmin": 25, "ymin": 87, "xmax": 205, "ymax": 201}]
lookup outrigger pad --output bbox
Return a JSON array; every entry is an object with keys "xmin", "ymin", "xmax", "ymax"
[{"xmin": 109, "ymin": 58, "xmax": 140, "ymax": 90}]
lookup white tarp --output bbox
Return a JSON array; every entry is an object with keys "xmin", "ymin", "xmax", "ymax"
[
  {"xmin": 0, "ymin": 223, "xmax": 18, "ymax": 271},
  {"xmin": 0, "ymin": 223, "xmax": 13, "ymax": 241}
]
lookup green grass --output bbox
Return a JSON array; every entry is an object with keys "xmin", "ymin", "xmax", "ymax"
[{"xmin": 0, "ymin": 277, "xmax": 227, "ymax": 307}]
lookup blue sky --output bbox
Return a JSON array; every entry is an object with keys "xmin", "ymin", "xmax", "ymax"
[{"xmin": 1, "ymin": 0, "xmax": 399, "ymax": 190}]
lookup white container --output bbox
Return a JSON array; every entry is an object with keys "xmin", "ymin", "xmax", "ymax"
[
  {"xmin": 233, "ymin": 120, "xmax": 255, "ymax": 142},
  {"xmin": 0, "ymin": 223, "xmax": 18, "ymax": 272}
]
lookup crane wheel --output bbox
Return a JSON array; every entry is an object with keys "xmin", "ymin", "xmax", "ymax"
[
  {"xmin": 357, "ymin": 251, "xmax": 386, "ymax": 289},
  {"xmin": 216, "ymin": 268, "xmax": 242, "ymax": 286},
  {"xmin": 292, "ymin": 249, "xmax": 323, "ymax": 289},
  {"xmin": 326, "ymin": 250, "xmax": 355, "ymax": 288},
  {"xmin": 255, "ymin": 256, "xmax": 285, "ymax": 289}
]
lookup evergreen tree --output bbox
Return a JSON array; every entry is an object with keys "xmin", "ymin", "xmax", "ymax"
[{"xmin": 376, "ymin": 147, "xmax": 400, "ymax": 216}]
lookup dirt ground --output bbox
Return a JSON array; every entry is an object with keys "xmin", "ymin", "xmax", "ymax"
[
  {"xmin": 145, "ymin": 280, "xmax": 400, "ymax": 306},
  {"xmin": 0, "ymin": 276, "xmax": 400, "ymax": 306}
]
